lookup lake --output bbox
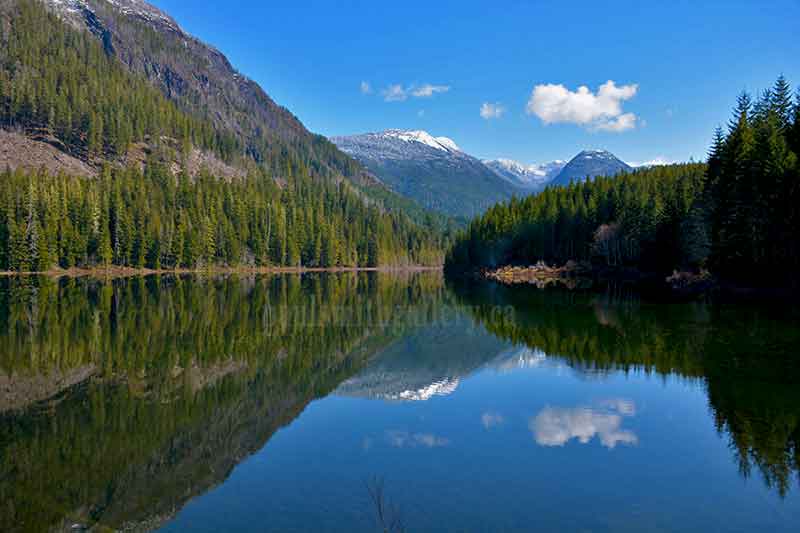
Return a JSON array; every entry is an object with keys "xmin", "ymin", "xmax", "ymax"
[{"xmin": 1, "ymin": 272, "xmax": 798, "ymax": 532}]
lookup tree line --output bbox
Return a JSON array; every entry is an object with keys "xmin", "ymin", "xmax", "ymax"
[
  {"xmin": 445, "ymin": 76, "xmax": 800, "ymax": 286},
  {"xmin": 0, "ymin": 163, "xmax": 443, "ymax": 271}
]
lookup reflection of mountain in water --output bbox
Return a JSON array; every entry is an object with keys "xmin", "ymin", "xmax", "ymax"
[
  {"xmin": 336, "ymin": 312, "xmax": 510, "ymax": 401},
  {"xmin": 0, "ymin": 273, "xmax": 445, "ymax": 532},
  {"xmin": 338, "ymin": 319, "xmax": 559, "ymax": 402}
]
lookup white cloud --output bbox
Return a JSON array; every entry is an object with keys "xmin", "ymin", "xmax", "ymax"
[
  {"xmin": 593, "ymin": 112, "xmax": 637, "ymax": 132},
  {"xmin": 382, "ymin": 84, "xmax": 408, "ymax": 102},
  {"xmin": 481, "ymin": 412, "xmax": 505, "ymax": 429},
  {"xmin": 526, "ymin": 80, "xmax": 639, "ymax": 132},
  {"xmin": 480, "ymin": 102, "xmax": 505, "ymax": 120},
  {"xmin": 411, "ymin": 84, "xmax": 450, "ymax": 98},
  {"xmin": 360, "ymin": 81, "xmax": 372, "ymax": 94},
  {"xmin": 381, "ymin": 83, "xmax": 450, "ymax": 102},
  {"xmin": 530, "ymin": 399, "xmax": 638, "ymax": 449}
]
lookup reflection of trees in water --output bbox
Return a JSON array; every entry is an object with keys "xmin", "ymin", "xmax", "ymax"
[
  {"xmin": 366, "ymin": 476, "xmax": 406, "ymax": 533},
  {"xmin": 0, "ymin": 273, "xmax": 445, "ymax": 532},
  {"xmin": 450, "ymin": 279, "xmax": 800, "ymax": 496}
]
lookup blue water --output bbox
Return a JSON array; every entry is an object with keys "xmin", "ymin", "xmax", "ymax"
[
  {"xmin": 2, "ymin": 273, "xmax": 797, "ymax": 532},
  {"xmin": 162, "ymin": 350, "xmax": 799, "ymax": 533}
]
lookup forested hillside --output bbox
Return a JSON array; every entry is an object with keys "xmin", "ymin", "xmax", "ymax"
[
  {"xmin": 0, "ymin": 164, "xmax": 444, "ymax": 271},
  {"xmin": 446, "ymin": 76, "xmax": 800, "ymax": 286},
  {"xmin": 0, "ymin": 0, "xmax": 231, "ymax": 161},
  {"xmin": 445, "ymin": 163, "xmax": 707, "ymax": 273},
  {"xmin": 0, "ymin": 0, "xmax": 448, "ymax": 270}
]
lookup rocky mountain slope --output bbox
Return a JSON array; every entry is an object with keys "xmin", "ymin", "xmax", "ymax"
[
  {"xmin": 333, "ymin": 130, "xmax": 521, "ymax": 218},
  {"xmin": 42, "ymin": 0, "xmax": 349, "ymax": 173},
  {"xmin": 551, "ymin": 149, "xmax": 632, "ymax": 187}
]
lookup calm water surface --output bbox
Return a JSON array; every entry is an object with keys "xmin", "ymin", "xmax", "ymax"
[{"xmin": 1, "ymin": 273, "xmax": 798, "ymax": 532}]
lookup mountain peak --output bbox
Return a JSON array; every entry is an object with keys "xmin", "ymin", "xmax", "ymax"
[
  {"xmin": 576, "ymin": 149, "xmax": 614, "ymax": 158},
  {"xmin": 381, "ymin": 129, "xmax": 460, "ymax": 153},
  {"xmin": 552, "ymin": 149, "xmax": 631, "ymax": 187}
]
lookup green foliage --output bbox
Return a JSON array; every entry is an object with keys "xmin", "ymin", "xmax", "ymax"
[
  {"xmin": 0, "ymin": 0, "xmax": 230, "ymax": 159},
  {"xmin": 705, "ymin": 76, "xmax": 800, "ymax": 282},
  {"xmin": 445, "ymin": 163, "xmax": 707, "ymax": 273},
  {"xmin": 0, "ymin": 165, "xmax": 443, "ymax": 270}
]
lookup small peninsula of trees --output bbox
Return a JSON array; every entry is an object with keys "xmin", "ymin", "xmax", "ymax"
[{"xmin": 446, "ymin": 76, "xmax": 800, "ymax": 286}]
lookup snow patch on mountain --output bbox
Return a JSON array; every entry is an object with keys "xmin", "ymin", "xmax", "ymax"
[
  {"xmin": 46, "ymin": 0, "xmax": 181, "ymax": 33},
  {"xmin": 483, "ymin": 158, "xmax": 566, "ymax": 190},
  {"xmin": 104, "ymin": 0, "xmax": 181, "ymax": 32},
  {"xmin": 381, "ymin": 130, "xmax": 460, "ymax": 153},
  {"xmin": 332, "ymin": 129, "xmax": 468, "ymax": 162},
  {"xmin": 550, "ymin": 149, "xmax": 632, "ymax": 187}
]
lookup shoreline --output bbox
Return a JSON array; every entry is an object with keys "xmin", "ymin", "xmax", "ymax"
[
  {"xmin": 470, "ymin": 264, "xmax": 798, "ymax": 302},
  {"xmin": 0, "ymin": 265, "xmax": 444, "ymax": 279}
]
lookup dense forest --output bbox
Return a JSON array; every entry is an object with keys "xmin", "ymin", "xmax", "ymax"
[
  {"xmin": 0, "ymin": 1, "xmax": 449, "ymax": 270},
  {"xmin": 446, "ymin": 76, "xmax": 800, "ymax": 286},
  {"xmin": 0, "ymin": 164, "xmax": 444, "ymax": 270},
  {"xmin": 0, "ymin": 0, "xmax": 233, "ymax": 160}
]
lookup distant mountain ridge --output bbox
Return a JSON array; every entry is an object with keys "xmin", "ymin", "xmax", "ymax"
[
  {"xmin": 333, "ymin": 130, "xmax": 520, "ymax": 219},
  {"xmin": 482, "ymin": 158, "xmax": 566, "ymax": 191},
  {"xmin": 334, "ymin": 128, "xmax": 637, "ymax": 218}
]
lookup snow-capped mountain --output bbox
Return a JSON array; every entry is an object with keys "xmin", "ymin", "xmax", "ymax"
[
  {"xmin": 332, "ymin": 130, "xmax": 520, "ymax": 218},
  {"xmin": 483, "ymin": 158, "xmax": 566, "ymax": 191},
  {"xmin": 550, "ymin": 149, "xmax": 632, "ymax": 187},
  {"xmin": 382, "ymin": 129, "xmax": 461, "ymax": 153},
  {"xmin": 333, "ymin": 129, "xmax": 463, "ymax": 161}
]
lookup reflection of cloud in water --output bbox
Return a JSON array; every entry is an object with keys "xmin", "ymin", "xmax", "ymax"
[
  {"xmin": 481, "ymin": 412, "xmax": 505, "ymax": 429},
  {"xmin": 531, "ymin": 399, "xmax": 638, "ymax": 449},
  {"xmin": 385, "ymin": 430, "xmax": 450, "ymax": 448}
]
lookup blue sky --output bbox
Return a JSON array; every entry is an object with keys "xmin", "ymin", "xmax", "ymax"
[{"xmin": 152, "ymin": 0, "xmax": 800, "ymax": 165}]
